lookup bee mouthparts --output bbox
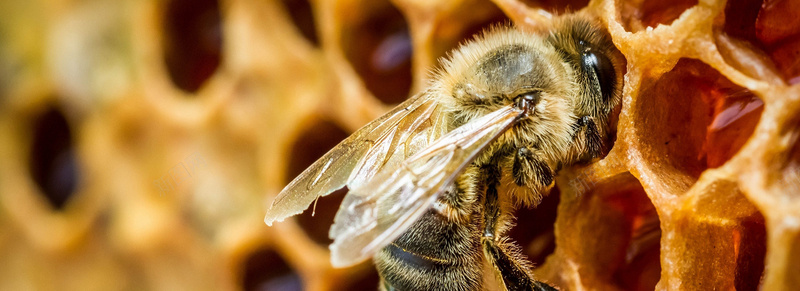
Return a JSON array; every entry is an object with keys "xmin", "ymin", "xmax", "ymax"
[{"xmin": 515, "ymin": 92, "xmax": 540, "ymax": 115}]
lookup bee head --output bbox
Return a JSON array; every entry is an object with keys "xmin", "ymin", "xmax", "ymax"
[
  {"xmin": 437, "ymin": 28, "xmax": 575, "ymax": 128},
  {"xmin": 547, "ymin": 15, "xmax": 625, "ymax": 118}
]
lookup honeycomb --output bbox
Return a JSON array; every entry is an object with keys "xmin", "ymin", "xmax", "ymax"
[{"xmin": 0, "ymin": 0, "xmax": 798, "ymax": 290}]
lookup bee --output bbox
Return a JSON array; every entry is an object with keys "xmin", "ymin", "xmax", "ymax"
[{"xmin": 265, "ymin": 14, "xmax": 624, "ymax": 291}]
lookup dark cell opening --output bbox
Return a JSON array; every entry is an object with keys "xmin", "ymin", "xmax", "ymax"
[
  {"xmin": 724, "ymin": 0, "xmax": 764, "ymax": 44},
  {"xmin": 734, "ymin": 214, "xmax": 767, "ymax": 291},
  {"xmin": 286, "ymin": 120, "xmax": 350, "ymax": 182},
  {"xmin": 29, "ymin": 106, "xmax": 79, "ymax": 210},
  {"xmin": 634, "ymin": 59, "xmax": 763, "ymax": 179},
  {"xmin": 755, "ymin": 0, "xmax": 800, "ymax": 84},
  {"xmin": 432, "ymin": 1, "xmax": 510, "ymax": 63},
  {"xmin": 296, "ymin": 188, "xmax": 347, "ymax": 245},
  {"xmin": 606, "ymin": 178, "xmax": 661, "ymax": 291},
  {"xmin": 344, "ymin": 264, "xmax": 381, "ymax": 290},
  {"xmin": 163, "ymin": 0, "xmax": 223, "ymax": 93},
  {"xmin": 723, "ymin": 0, "xmax": 800, "ymax": 84},
  {"xmin": 242, "ymin": 248, "xmax": 303, "ymax": 291},
  {"xmin": 557, "ymin": 173, "xmax": 661, "ymax": 290},
  {"xmin": 342, "ymin": 2, "xmax": 412, "ymax": 104},
  {"xmin": 509, "ymin": 186, "xmax": 559, "ymax": 266},
  {"xmin": 281, "ymin": 0, "xmax": 319, "ymax": 46},
  {"xmin": 519, "ymin": 0, "xmax": 589, "ymax": 14},
  {"xmin": 287, "ymin": 120, "xmax": 350, "ymax": 243}
]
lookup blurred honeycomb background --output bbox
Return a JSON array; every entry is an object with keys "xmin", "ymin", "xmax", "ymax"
[{"xmin": 0, "ymin": 0, "xmax": 798, "ymax": 290}]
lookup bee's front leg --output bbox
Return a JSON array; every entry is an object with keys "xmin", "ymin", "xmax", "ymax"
[
  {"xmin": 512, "ymin": 147, "xmax": 554, "ymax": 189},
  {"xmin": 573, "ymin": 115, "xmax": 603, "ymax": 160}
]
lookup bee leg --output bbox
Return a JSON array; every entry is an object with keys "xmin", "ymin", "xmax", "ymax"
[
  {"xmin": 512, "ymin": 147, "xmax": 554, "ymax": 188},
  {"xmin": 574, "ymin": 116, "xmax": 603, "ymax": 159},
  {"xmin": 482, "ymin": 173, "xmax": 558, "ymax": 291}
]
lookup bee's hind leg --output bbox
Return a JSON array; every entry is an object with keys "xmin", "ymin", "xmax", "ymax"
[{"xmin": 481, "ymin": 166, "xmax": 558, "ymax": 291}]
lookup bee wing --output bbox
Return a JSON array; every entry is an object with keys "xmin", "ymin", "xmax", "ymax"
[
  {"xmin": 329, "ymin": 104, "xmax": 523, "ymax": 267},
  {"xmin": 264, "ymin": 91, "xmax": 447, "ymax": 226}
]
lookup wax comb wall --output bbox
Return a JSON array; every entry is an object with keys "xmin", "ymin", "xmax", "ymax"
[{"xmin": 0, "ymin": 0, "xmax": 798, "ymax": 290}]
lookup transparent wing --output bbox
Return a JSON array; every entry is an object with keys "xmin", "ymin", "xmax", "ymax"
[
  {"xmin": 264, "ymin": 91, "xmax": 447, "ymax": 225},
  {"xmin": 329, "ymin": 104, "xmax": 523, "ymax": 267}
]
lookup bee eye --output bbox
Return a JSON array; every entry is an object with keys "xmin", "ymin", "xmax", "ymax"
[{"xmin": 581, "ymin": 49, "xmax": 616, "ymax": 102}]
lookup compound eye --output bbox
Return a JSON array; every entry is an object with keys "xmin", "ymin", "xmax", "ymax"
[{"xmin": 581, "ymin": 48, "xmax": 616, "ymax": 102}]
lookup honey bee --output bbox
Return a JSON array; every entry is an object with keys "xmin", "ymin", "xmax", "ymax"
[{"xmin": 265, "ymin": 14, "xmax": 624, "ymax": 291}]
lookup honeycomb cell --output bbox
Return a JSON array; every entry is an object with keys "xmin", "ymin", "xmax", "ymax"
[
  {"xmin": 162, "ymin": 0, "xmax": 223, "ymax": 93},
  {"xmin": 296, "ymin": 189, "xmax": 346, "ymax": 245},
  {"xmin": 763, "ymin": 37, "xmax": 800, "ymax": 84},
  {"xmin": 723, "ymin": 0, "xmax": 800, "ymax": 84},
  {"xmin": 665, "ymin": 180, "xmax": 766, "ymax": 290},
  {"xmin": 548, "ymin": 173, "xmax": 661, "ymax": 290},
  {"xmin": 341, "ymin": 1, "xmax": 412, "ymax": 104},
  {"xmin": 723, "ymin": 0, "xmax": 764, "ymax": 44},
  {"xmin": 28, "ymin": 106, "xmax": 79, "ymax": 210},
  {"xmin": 755, "ymin": 0, "xmax": 800, "ymax": 46},
  {"xmin": 601, "ymin": 176, "xmax": 661, "ymax": 291},
  {"xmin": 242, "ymin": 248, "xmax": 303, "ymax": 291},
  {"xmin": 431, "ymin": 0, "xmax": 510, "ymax": 63},
  {"xmin": 633, "ymin": 59, "xmax": 763, "ymax": 180},
  {"xmin": 620, "ymin": 0, "xmax": 697, "ymax": 32},
  {"xmin": 509, "ymin": 186, "xmax": 558, "ymax": 266},
  {"xmin": 286, "ymin": 120, "xmax": 350, "ymax": 182},
  {"xmin": 280, "ymin": 0, "xmax": 319, "ymax": 46}
]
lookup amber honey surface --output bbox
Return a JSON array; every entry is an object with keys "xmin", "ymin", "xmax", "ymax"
[{"xmin": 0, "ymin": 0, "xmax": 798, "ymax": 290}]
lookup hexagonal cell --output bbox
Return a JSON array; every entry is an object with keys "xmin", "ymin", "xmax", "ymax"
[
  {"xmin": 280, "ymin": 0, "xmax": 319, "ymax": 46},
  {"xmin": 723, "ymin": 0, "xmax": 763, "ymax": 43},
  {"xmin": 296, "ymin": 189, "xmax": 346, "ymax": 245},
  {"xmin": 548, "ymin": 173, "xmax": 660, "ymax": 290},
  {"xmin": 341, "ymin": 1, "xmax": 412, "ymax": 104},
  {"xmin": 430, "ymin": 0, "xmax": 510, "ymax": 63},
  {"xmin": 718, "ymin": 0, "xmax": 782, "ymax": 84},
  {"xmin": 241, "ymin": 248, "xmax": 303, "ymax": 291},
  {"xmin": 162, "ymin": 0, "xmax": 223, "ymax": 93},
  {"xmin": 518, "ymin": 0, "xmax": 589, "ymax": 14},
  {"xmin": 286, "ymin": 119, "xmax": 350, "ymax": 244},
  {"xmin": 509, "ymin": 186, "xmax": 559, "ymax": 266},
  {"xmin": 601, "ymin": 175, "xmax": 661, "ymax": 291},
  {"xmin": 28, "ymin": 106, "xmax": 79, "ymax": 210},
  {"xmin": 619, "ymin": 0, "xmax": 697, "ymax": 32},
  {"xmin": 633, "ymin": 59, "xmax": 763, "ymax": 180},
  {"xmin": 286, "ymin": 119, "xmax": 350, "ymax": 183},
  {"xmin": 722, "ymin": 0, "xmax": 800, "ymax": 84},
  {"xmin": 755, "ymin": 0, "xmax": 800, "ymax": 84},
  {"xmin": 663, "ymin": 180, "xmax": 766, "ymax": 290}
]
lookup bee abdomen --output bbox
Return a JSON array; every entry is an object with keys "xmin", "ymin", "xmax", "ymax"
[{"xmin": 375, "ymin": 209, "xmax": 483, "ymax": 291}]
